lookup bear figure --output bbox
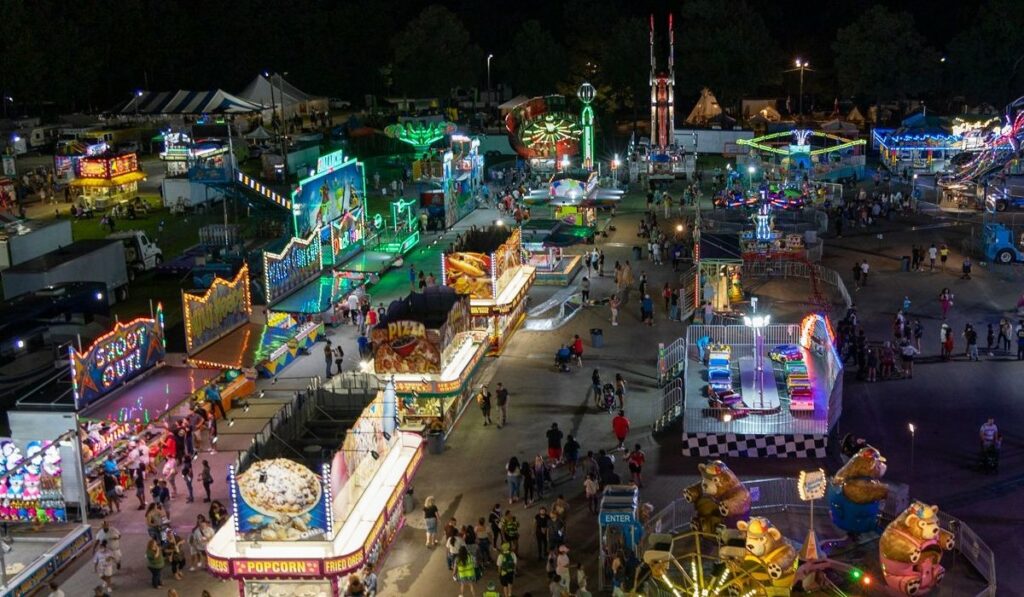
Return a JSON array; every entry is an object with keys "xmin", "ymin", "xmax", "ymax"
[
  {"xmin": 879, "ymin": 502, "xmax": 955, "ymax": 595},
  {"xmin": 828, "ymin": 446, "xmax": 889, "ymax": 533},
  {"xmin": 729, "ymin": 517, "xmax": 798, "ymax": 589},
  {"xmin": 682, "ymin": 460, "xmax": 750, "ymax": 534}
]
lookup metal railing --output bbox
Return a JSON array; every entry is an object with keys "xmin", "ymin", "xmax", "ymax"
[
  {"xmin": 654, "ymin": 378, "xmax": 683, "ymax": 432},
  {"xmin": 639, "ymin": 478, "xmax": 995, "ymax": 597}
]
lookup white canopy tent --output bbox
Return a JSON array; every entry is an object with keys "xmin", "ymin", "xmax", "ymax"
[
  {"xmin": 120, "ymin": 89, "xmax": 263, "ymax": 114},
  {"xmin": 685, "ymin": 88, "xmax": 723, "ymax": 126},
  {"xmin": 243, "ymin": 126, "xmax": 273, "ymax": 141},
  {"xmin": 237, "ymin": 74, "xmax": 328, "ymax": 120}
]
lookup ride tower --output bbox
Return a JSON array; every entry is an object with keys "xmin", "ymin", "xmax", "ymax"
[{"xmin": 649, "ymin": 13, "xmax": 675, "ymax": 155}]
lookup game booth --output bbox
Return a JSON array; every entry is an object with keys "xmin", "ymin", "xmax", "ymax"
[
  {"xmin": 184, "ymin": 263, "xmax": 324, "ymax": 378},
  {"xmin": 0, "ymin": 433, "xmax": 94, "ymax": 597},
  {"xmin": 68, "ymin": 151, "xmax": 147, "ymax": 210},
  {"xmin": 414, "ymin": 136, "xmax": 485, "ymax": 230},
  {"xmin": 367, "ymin": 287, "xmax": 488, "ymax": 434},
  {"xmin": 675, "ymin": 312, "xmax": 842, "ymax": 458},
  {"xmin": 8, "ymin": 305, "xmax": 253, "ymax": 515},
  {"xmin": 872, "ymin": 113, "xmax": 964, "ymax": 173},
  {"xmin": 205, "ymin": 382, "xmax": 425, "ymax": 596},
  {"xmin": 442, "ymin": 226, "xmax": 536, "ymax": 354},
  {"xmin": 526, "ymin": 246, "xmax": 583, "ymax": 286}
]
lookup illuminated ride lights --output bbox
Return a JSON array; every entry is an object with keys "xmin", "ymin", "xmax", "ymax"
[
  {"xmin": 738, "ymin": 129, "xmax": 866, "ymax": 157},
  {"xmin": 384, "ymin": 121, "xmax": 456, "ymax": 153},
  {"xmin": 263, "ymin": 231, "xmax": 324, "ymax": 306}
]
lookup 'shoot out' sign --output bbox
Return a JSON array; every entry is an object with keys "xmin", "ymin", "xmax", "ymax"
[{"xmin": 71, "ymin": 306, "xmax": 166, "ymax": 409}]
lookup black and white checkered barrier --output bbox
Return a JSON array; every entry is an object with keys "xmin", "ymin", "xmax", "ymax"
[{"xmin": 683, "ymin": 433, "xmax": 828, "ymax": 458}]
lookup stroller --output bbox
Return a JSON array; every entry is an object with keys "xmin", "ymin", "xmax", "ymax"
[{"xmin": 596, "ymin": 383, "xmax": 616, "ymax": 412}]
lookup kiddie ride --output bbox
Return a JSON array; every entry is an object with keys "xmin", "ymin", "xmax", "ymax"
[
  {"xmin": 982, "ymin": 221, "xmax": 1024, "ymax": 264},
  {"xmin": 633, "ymin": 457, "xmax": 973, "ymax": 596},
  {"xmin": 714, "ymin": 186, "xmax": 807, "ymax": 211}
]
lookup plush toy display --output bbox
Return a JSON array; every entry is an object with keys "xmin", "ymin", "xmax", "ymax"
[
  {"xmin": 879, "ymin": 501, "xmax": 955, "ymax": 595},
  {"xmin": 682, "ymin": 460, "xmax": 751, "ymax": 533},
  {"xmin": 828, "ymin": 446, "xmax": 889, "ymax": 533}
]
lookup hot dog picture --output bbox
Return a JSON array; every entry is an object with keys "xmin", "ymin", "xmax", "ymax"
[{"xmin": 445, "ymin": 252, "xmax": 493, "ymax": 298}]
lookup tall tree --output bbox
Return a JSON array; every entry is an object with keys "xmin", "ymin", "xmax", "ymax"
[
  {"xmin": 946, "ymin": 0, "xmax": 1024, "ymax": 106},
  {"xmin": 391, "ymin": 5, "xmax": 481, "ymax": 98},
  {"xmin": 500, "ymin": 20, "xmax": 566, "ymax": 97},
  {"xmin": 833, "ymin": 6, "xmax": 941, "ymax": 102},
  {"xmin": 675, "ymin": 0, "xmax": 782, "ymax": 108}
]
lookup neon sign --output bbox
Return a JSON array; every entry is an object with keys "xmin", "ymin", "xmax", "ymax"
[
  {"xmin": 264, "ymin": 232, "xmax": 322, "ymax": 306},
  {"xmin": 183, "ymin": 265, "xmax": 253, "ymax": 354},
  {"xmin": 76, "ymin": 154, "xmax": 139, "ymax": 179},
  {"xmin": 71, "ymin": 306, "xmax": 165, "ymax": 409}
]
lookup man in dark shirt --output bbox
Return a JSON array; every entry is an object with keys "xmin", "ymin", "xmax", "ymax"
[
  {"xmin": 495, "ymin": 383, "xmax": 510, "ymax": 428},
  {"xmin": 534, "ymin": 507, "xmax": 550, "ymax": 560},
  {"xmin": 546, "ymin": 423, "xmax": 564, "ymax": 463}
]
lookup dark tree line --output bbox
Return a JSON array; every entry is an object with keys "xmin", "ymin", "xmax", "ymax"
[{"xmin": 1, "ymin": 0, "xmax": 1021, "ymax": 116}]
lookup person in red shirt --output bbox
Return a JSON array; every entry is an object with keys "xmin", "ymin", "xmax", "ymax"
[
  {"xmin": 612, "ymin": 411, "xmax": 630, "ymax": 451},
  {"xmin": 626, "ymin": 444, "xmax": 646, "ymax": 487},
  {"xmin": 570, "ymin": 335, "xmax": 584, "ymax": 367}
]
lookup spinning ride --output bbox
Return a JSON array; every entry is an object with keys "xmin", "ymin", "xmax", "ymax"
[
  {"xmin": 505, "ymin": 95, "xmax": 582, "ymax": 169},
  {"xmin": 738, "ymin": 129, "xmax": 865, "ymax": 183}
]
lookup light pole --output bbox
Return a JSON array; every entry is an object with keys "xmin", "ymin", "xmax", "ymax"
[
  {"xmin": 487, "ymin": 54, "xmax": 494, "ymax": 106},
  {"xmin": 747, "ymin": 165, "xmax": 756, "ymax": 189},
  {"xmin": 908, "ymin": 423, "xmax": 916, "ymax": 483},
  {"xmin": 743, "ymin": 297, "xmax": 770, "ymax": 409},
  {"xmin": 2, "ymin": 96, "xmax": 12, "ymax": 119},
  {"xmin": 787, "ymin": 59, "xmax": 813, "ymax": 116}
]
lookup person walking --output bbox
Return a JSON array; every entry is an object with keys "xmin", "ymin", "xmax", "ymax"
[
  {"xmin": 584, "ymin": 473, "xmax": 600, "ymax": 514},
  {"xmin": 564, "ymin": 434, "xmax": 580, "ymax": 479},
  {"xmin": 998, "ymin": 318, "xmax": 1012, "ymax": 352},
  {"xmin": 928, "ymin": 243, "xmax": 938, "ymax": 270},
  {"xmin": 189, "ymin": 516, "xmax": 214, "ymax": 570},
  {"xmin": 641, "ymin": 294, "xmax": 654, "ymax": 325},
  {"xmin": 496, "ymin": 542, "xmax": 518, "ymax": 597},
  {"xmin": 521, "ymin": 460, "xmax": 536, "ymax": 507},
  {"xmin": 201, "ymin": 460, "xmax": 216, "ymax": 501},
  {"xmin": 614, "ymin": 374, "xmax": 627, "ymax": 410},
  {"xmin": 859, "ymin": 260, "xmax": 870, "ymax": 287},
  {"xmin": 852, "ymin": 262, "xmax": 862, "ymax": 289},
  {"xmin": 940, "ymin": 323, "xmax": 954, "ymax": 360},
  {"xmin": 323, "ymin": 342, "xmax": 334, "ymax": 378},
  {"xmin": 146, "ymin": 538, "xmax": 166, "ymax": 589},
  {"xmin": 612, "ymin": 410, "xmax": 630, "ymax": 451},
  {"xmin": 590, "ymin": 369, "xmax": 602, "ymax": 406},
  {"xmin": 95, "ymin": 520, "xmax": 122, "ymax": 572},
  {"xmin": 477, "ymin": 385, "xmax": 493, "ymax": 426},
  {"xmin": 939, "ymin": 288, "xmax": 954, "ymax": 319},
  {"xmin": 1017, "ymin": 324, "xmax": 1024, "ymax": 360},
  {"xmin": 495, "ymin": 383, "xmax": 509, "ymax": 428},
  {"xmin": 164, "ymin": 529, "xmax": 187, "ymax": 580},
  {"xmin": 534, "ymin": 507, "xmax": 550, "ymax": 560},
  {"xmin": 92, "ymin": 540, "xmax": 117, "ymax": 593},
  {"xmin": 180, "ymin": 458, "xmax": 194, "ymax": 503},
  {"xmin": 627, "ymin": 444, "xmax": 646, "ymax": 487},
  {"xmin": 488, "ymin": 504, "xmax": 503, "ymax": 547},
  {"xmin": 475, "ymin": 517, "xmax": 493, "ymax": 569},
  {"xmin": 580, "ymin": 277, "xmax": 590, "ymax": 303},
  {"xmin": 546, "ymin": 423, "xmax": 564, "ymax": 463},
  {"xmin": 334, "ymin": 344, "xmax": 345, "ymax": 375},
  {"xmin": 505, "ymin": 457, "xmax": 522, "ymax": 505},
  {"xmin": 204, "ymin": 384, "xmax": 229, "ymax": 424},
  {"xmin": 423, "ymin": 496, "xmax": 439, "ymax": 546},
  {"xmin": 939, "ymin": 244, "xmax": 950, "ymax": 270},
  {"xmin": 455, "ymin": 546, "xmax": 478, "ymax": 596},
  {"xmin": 899, "ymin": 339, "xmax": 919, "ymax": 378},
  {"xmin": 500, "ymin": 512, "xmax": 520, "ymax": 555},
  {"xmin": 446, "ymin": 531, "xmax": 466, "ymax": 572},
  {"xmin": 609, "ymin": 294, "xmax": 620, "ymax": 326}
]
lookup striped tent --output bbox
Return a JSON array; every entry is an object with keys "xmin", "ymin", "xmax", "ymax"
[{"xmin": 120, "ymin": 89, "xmax": 264, "ymax": 115}]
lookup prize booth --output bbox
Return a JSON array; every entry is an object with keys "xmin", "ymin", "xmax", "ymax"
[
  {"xmin": 367, "ymin": 287, "xmax": 488, "ymax": 434},
  {"xmin": 185, "ymin": 262, "xmax": 324, "ymax": 378},
  {"xmin": 205, "ymin": 382, "xmax": 425, "ymax": 596},
  {"xmin": 9, "ymin": 305, "xmax": 251, "ymax": 514},
  {"xmin": 442, "ymin": 227, "xmax": 535, "ymax": 354},
  {"xmin": 69, "ymin": 151, "xmax": 147, "ymax": 209}
]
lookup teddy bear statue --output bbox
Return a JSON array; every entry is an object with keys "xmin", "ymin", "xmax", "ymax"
[
  {"xmin": 682, "ymin": 460, "xmax": 750, "ymax": 534},
  {"xmin": 879, "ymin": 501, "xmax": 955, "ymax": 595},
  {"xmin": 828, "ymin": 446, "xmax": 889, "ymax": 534},
  {"xmin": 718, "ymin": 516, "xmax": 798, "ymax": 591}
]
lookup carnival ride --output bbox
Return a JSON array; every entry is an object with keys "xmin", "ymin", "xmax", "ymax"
[
  {"xmin": 714, "ymin": 185, "xmax": 809, "ymax": 211},
  {"xmin": 938, "ymin": 95, "xmax": 1024, "ymax": 195},
  {"xmin": 627, "ymin": 458, "xmax": 991, "ymax": 597},
  {"xmin": 504, "ymin": 95, "xmax": 581, "ymax": 165},
  {"xmin": 738, "ymin": 129, "xmax": 866, "ymax": 183}
]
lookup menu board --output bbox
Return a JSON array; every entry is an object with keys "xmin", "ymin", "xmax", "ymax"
[
  {"xmin": 71, "ymin": 311, "xmax": 166, "ymax": 409},
  {"xmin": 229, "ymin": 459, "xmax": 331, "ymax": 542}
]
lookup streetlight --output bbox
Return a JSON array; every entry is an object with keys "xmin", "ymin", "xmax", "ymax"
[
  {"xmin": 2, "ymin": 95, "xmax": 12, "ymax": 119},
  {"xmin": 787, "ymin": 59, "xmax": 813, "ymax": 116},
  {"xmin": 747, "ymin": 165, "xmax": 756, "ymax": 189},
  {"xmin": 908, "ymin": 423, "xmax": 916, "ymax": 483},
  {"xmin": 743, "ymin": 297, "xmax": 771, "ymax": 409},
  {"xmin": 487, "ymin": 53, "xmax": 494, "ymax": 105}
]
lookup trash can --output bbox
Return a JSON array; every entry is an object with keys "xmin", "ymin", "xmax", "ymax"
[
  {"xmin": 632, "ymin": 246, "xmax": 642, "ymax": 260},
  {"xmin": 590, "ymin": 328, "xmax": 604, "ymax": 348},
  {"xmin": 900, "ymin": 256, "xmax": 910, "ymax": 272},
  {"xmin": 427, "ymin": 431, "xmax": 445, "ymax": 455}
]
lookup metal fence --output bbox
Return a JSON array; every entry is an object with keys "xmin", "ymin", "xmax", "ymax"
[
  {"xmin": 654, "ymin": 378, "xmax": 683, "ymax": 432},
  {"xmin": 639, "ymin": 478, "xmax": 995, "ymax": 597}
]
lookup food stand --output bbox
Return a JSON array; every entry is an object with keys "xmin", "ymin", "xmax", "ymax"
[
  {"xmin": 205, "ymin": 382, "xmax": 425, "ymax": 596},
  {"xmin": 367, "ymin": 287, "xmax": 487, "ymax": 433},
  {"xmin": 68, "ymin": 151, "xmax": 147, "ymax": 209},
  {"xmin": 185, "ymin": 260, "xmax": 324, "ymax": 378},
  {"xmin": 442, "ymin": 227, "xmax": 536, "ymax": 354}
]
